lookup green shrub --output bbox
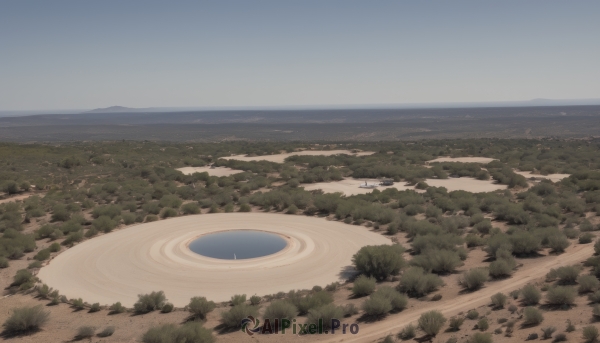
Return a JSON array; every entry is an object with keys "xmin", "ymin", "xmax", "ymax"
[
  {"xmin": 352, "ymin": 244, "xmax": 406, "ymax": 281},
  {"xmin": 92, "ymin": 215, "xmax": 117, "ymax": 233},
  {"xmin": 264, "ymin": 300, "xmax": 297, "ymax": 321},
  {"xmin": 249, "ymin": 295, "xmax": 261, "ymax": 305},
  {"xmin": 76, "ymin": 326, "xmax": 95, "ymax": 339},
  {"xmin": 12, "ymin": 269, "xmax": 34, "ymax": 287},
  {"xmin": 477, "ymin": 317, "xmax": 489, "ymax": 331},
  {"xmin": 145, "ymin": 214, "xmax": 159, "ymax": 222},
  {"xmin": 418, "ymin": 310, "xmax": 446, "ymax": 336},
  {"xmin": 230, "ymin": 294, "xmax": 246, "ymax": 306},
  {"xmin": 187, "ymin": 296, "xmax": 216, "ymax": 319},
  {"xmin": 342, "ymin": 303, "xmax": 358, "ymax": 317},
  {"xmin": 362, "ymin": 286, "xmax": 407, "ymax": 317},
  {"xmin": 409, "ymin": 249, "xmax": 462, "ymax": 274},
  {"xmin": 397, "ymin": 267, "xmax": 443, "ymax": 297},
  {"xmin": 306, "ymin": 304, "xmax": 344, "ymax": 330},
  {"xmin": 239, "ymin": 203, "xmax": 251, "ymax": 212},
  {"xmin": 361, "ymin": 294, "xmax": 392, "ymax": 317},
  {"xmin": 541, "ymin": 326, "xmax": 556, "ymax": 339},
  {"xmin": 546, "ymin": 286, "xmax": 576, "ymax": 306},
  {"xmin": 48, "ymin": 242, "xmax": 61, "ymax": 252},
  {"xmin": 521, "ymin": 284, "xmax": 541, "ymax": 305},
  {"xmin": 161, "ymin": 303, "xmax": 174, "ymax": 313},
  {"xmin": 352, "ymin": 275, "xmax": 376, "ymax": 297},
  {"xmin": 466, "ymin": 309, "xmax": 479, "ymax": 320},
  {"xmin": 89, "ymin": 303, "xmax": 101, "ymax": 313},
  {"xmin": 547, "ymin": 266, "xmax": 580, "ymax": 284},
  {"xmin": 122, "ymin": 212, "xmax": 136, "ymax": 225},
  {"xmin": 523, "ymin": 306, "xmax": 544, "ymax": 326},
  {"xmin": 596, "ymin": 239, "xmax": 600, "ymax": 255},
  {"xmin": 579, "ymin": 275, "xmax": 600, "ymax": 293},
  {"xmin": 160, "ymin": 207, "xmax": 178, "ymax": 218},
  {"xmin": 109, "ymin": 302, "xmax": 126, "ymax": 314},
  {"xmin": 548, "ymin": 234, "xmax": 571, "ymax": 253},
  {"xmin": 468, "ymin": 332, "xmax": 492, "ymax": 343},
  {"xmin": 491, "ymin": 292, "xmax": 507, "ymax": 309},
  {"xmin": 292, "ymin": 291, "xmax": 333, "ymax": 315},
  {"xmin": 489, "ymin": 259, "xmax": 513, "ymax": 278},
  {"xmin": 580, "ymin": 232, "xmax": 594, "ymax": 244},
  {"xmin": 221, "ymin": 304, "xmax": 258, "ymax": 329},
  {"xmin": 590, "ymin": 291, "xmax": 600, "ymax": 303},
  {"xmin": 33, "ymin": 248, "xmax": 50, "ymax": 261},
  {"xmin": 460, "ymin": 268, "xmax": 489, "ymax": 291},
  {"xmin": 0, "ymin": 257, "xmax": 9, "ymax": 268},
  {"xmin": 448, "ymin": 316, "xmax": 465, "ymax": 331},
  {"xmin": 2, "ymin": 305, "xmax": 49, "ymax": 334},
  {"xmin": 134, "ymin": 291, "xmax": 167, "ymax": 314},
  {"xmin": 398, "ymin": 324, "xmax": 416, "ymax": 340},
  {"xmin": 98, "ymin": 326, "xmax": 115, "ymax": 337},
  {"xmin": 583, "ymin": 325, "xmax": 600, "ymax": 343},
  {"xmin": 71, "ymin": 298, "xmax": 85, "ymax": 310},
  {"xmin": 142, "ymin": 322, "xmax": 214, "ymax": 343},
  {"xmin": 181, "ymin": 202, "xmax": 201, "ymax": 215}
]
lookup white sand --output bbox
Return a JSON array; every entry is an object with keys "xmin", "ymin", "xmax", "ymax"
[
  {"xmin": 423, "ymin": 178, "xmax": 507, "ymax": 193},
  {"xmin": 37, "ymin": 213, "xmax": 390, "ymax": 306},
  {"xmin": 302, "ymin": 177, "xmax": 506, "ymax": 196},
  {"xmin": 302, "ymin": 178, "xmax": 417, "ymax": 196},
  {"xmin": 222, "ymin": 150, "xmax": 374, "ymax": 163},
  {"xmin": 427, "ymin": 156, "xmax": 497, "ymax": 164},
  {"xmin": 176, "ymin": 166, "xmax": 244, "ymax": 177},
  {"xmin": 514, "ymin": 171, "xmax": 570, "ymax": 182}
]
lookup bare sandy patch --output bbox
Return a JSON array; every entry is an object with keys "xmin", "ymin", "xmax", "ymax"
[
  {"xmin": 427, "ymin": 156, "xmax": 497, "ymax": 164},
  {"xmin": 514, "ymin": 170, "xmax": 570, "ymax": 182},
  {"xmin": 222, "ymin": 150, "xmax": 374, "ymax": 163},
  {"xmin": 37, "ymin": 213, "xmax": 390, "ymax": 306},
  {"xmin": 302, "ymin": 178, "xmax": 417, "ymax": 196},
  {"xmin": 0, "ymin": 192, "xmax": 35, "ymax": 204},
  {"xmin": 424, "ymin": 177, "xmax": 507, "ymax": 192},
  {"xmin": 176, "ymin": 166, "xmax": 244, "ymax": 177}
]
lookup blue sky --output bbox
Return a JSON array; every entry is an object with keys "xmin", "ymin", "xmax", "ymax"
[{"xmin": 1, "ymin": 1, "xmax": 599, "ymax": 110}]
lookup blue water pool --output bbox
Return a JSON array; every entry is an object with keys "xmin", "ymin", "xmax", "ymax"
[{"xmin": 188, "ymin": 230, "xmax": 287, "ymax": 260}]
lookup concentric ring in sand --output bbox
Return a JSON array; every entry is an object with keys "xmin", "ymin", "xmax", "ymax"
[{"xmin": 37, "ymin": 213, "xmax": 390, "ymax": 306}]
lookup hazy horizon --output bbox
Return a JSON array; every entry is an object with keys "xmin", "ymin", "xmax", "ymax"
[{"xmin": 2, "ymin": 1, "xmax": 599, "ymax": 111}]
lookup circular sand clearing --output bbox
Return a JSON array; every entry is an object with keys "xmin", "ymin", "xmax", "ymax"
[{"xmin": 38, "ymin": 213, "xmax": 390, "ymax": 306}]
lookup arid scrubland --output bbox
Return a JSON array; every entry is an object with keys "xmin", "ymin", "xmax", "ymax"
[{"xmin": 0, "ymin": 139, "xmax": 599, "ymax": 342}]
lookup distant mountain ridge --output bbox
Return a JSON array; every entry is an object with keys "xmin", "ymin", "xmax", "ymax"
[{"xmin": 84, "ymin": 98, "xmax": 600, "ymax": 114}]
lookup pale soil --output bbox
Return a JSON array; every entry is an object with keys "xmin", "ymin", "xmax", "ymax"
[
  {"xmin": 176, "ymin": 166, "xmax": 244, "ymax": 177},
  {"xmin": 426, "ymin": 157, "xmax": 497, "ymax": 164},
  {"xmin": 514, "ymin": 170, "xmax": 571, "ymax": 182},
  {"xmin": 423, "ymin": 178, "xmax": 507, "ymax": 193},
  {"xmin": 37, "ymin": 213, "xmax": 391, "ymax": 307},
  {"xmin": 222, "ymin": 150, "xmax": 374, "ymax": 163},
  {"xmin": 301, "ymin": 178, "xmax": 505, "ymax": 196},
  {"xmin": 0, "ymin": 193, "xmax": 35, "ymax": 205},
  {"xmin": 301, "ymin": 178, "xmax": 416, "ymax": 196}
]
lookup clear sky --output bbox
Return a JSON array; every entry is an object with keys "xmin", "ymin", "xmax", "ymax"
[{"xmin": 1, "ymin": 1, "xmax": 599, "ymax": 110}]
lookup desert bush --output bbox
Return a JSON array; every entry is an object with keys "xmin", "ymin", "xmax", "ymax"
[
  {"xmin": 342, "ymin": 303, "xmax": 358, "ymax": 317},
  {"xmin": 134, "ymin": 291, "xmax": 167, "ymax": 314},
  {"xmin": 580, "ymin": 220, "xmax": 596, "ymax": 232},
  {"xmin": 264, "ymin": 301, "xmax": 297, "ymax": 321},
  {"xmin": 352, "ymin": 244, "xmax": 406, "ymax": 281},
  {"xmin": 292, "ymin": 291, "xmax": 333, "ymax": 315},
  {"xmin": 546, "ymin": 286, "xmax": 576, "ymax": 306},
  {"xmin": 448, "ymin": 316, "xmax": 465, "ymax": 331},
  {"xmin": 0, "ymin": 257, "xmax": 8, "ymax": 268},
  {"xmin": 181, "ymin": 202, "xmax": 200, "ymax": 215},
  {"xmin": 509, "ymin": 230, "xmax": 541, "ymax": 255},
  {"xmin": 466, "ymin": 309, "xmax": 479, "ymax": 319},
  {"xmin": 398, "ymin": 324, "xmax": 416, "ymax": 340},
  {"xmin": 145, "ymin": 214, "xmax": 158, "ymax": 222},
  {"xmin": 547, "ymin": 266, "xmax": 580, "ymax": 284},
  {"xmin": 397, "ymin": 267, "xmax": 443, "ymax": 297},
  {"xmin": 418, "ymin": 310, "xmax": 446, "ymax": 336},
  {"xmin": 230, "ymin": 294, "xmax": 246, "ymax": 306},
  {"xmin": 161, "ymin": 303, "xmax": 174, "ymax": 313},
  {"xmin": 2, "ymin": 305, "xmax": 49, "ymax": 334},
  {"xmin": 491, "ymin": 292, "xmax": 507, "ymax": 309},
  {"xmin": 89, "ymin": 303, "xmax": 101, "ymax": 312},
  {"xmin": 409, "ymin": 249, "xmax": 462, "ymax": 274},
  {"xmin": 122, "ymin": 212, "xmax": 136, "ymax": 225},
  {"xmin": 98, "ymin": 326, "xmax": 115, "ymax": 337},
  {"xmin": 76, "ymin": 326, "xmax": 95, "ymax": 339},
  {"xmin": 521, "ymin": 284, "xmax": 542, "ymax": 305},
  {"xmin": 468, "ymin": 332, "xmax": 492, "ymax": 343},
  {"xmin": 362, "ymin": 286, "xmax": 407, "ymax": 317},
  {"xmin": 12, "ymin": 269, "xmax": 34, "ymax": 288},
  {"xmin": 187, "ymin": 297, "xmax": 216, "ymax": 319},
  {"xmin": 325, "ymin": 282, "xmax": 339, "ymax": 291},
  {"xmin": 92, "ymin": 215, "xmax": 117, "ymax": 233},
  {"xmin": 579, "ymin": 275, "xmax": 600, "ymax": 293},
  {"xmin": 590, "ymin": 291, "xmax": 600, "ymax": 303},
  {"xmin": 461, "ymin": 268, "xmax": 489, "ymax": 291},
  {"xmin": 583, "ymin": 325, "xmax": 600, "ymax": 343},
  {"xmin": 71, "ymin": 298, "xmax": 85, "ymax": 310},
  {"xmin": 477, "ymin": 317, "xmax": 489, "ymax": 331},
  {"xmin": 548, "ymin": 234, "xmax": 571, "ymax": 253},
  {"xmin": 508, "ymin": 304, "xmax": 518, "ymax": 313},
  {"xmin": 306, "ymin": 304, "xmax": 345, "ymax": 330},
  {"xmin": 239, "ymin": 203, "xmax": 251, "ymax": 212},
  {"xmin": 33, "ymin": 248, "xmax": 50, "ymax": 261},
  {"xmin": 465, "ymin": 234, "xmax": 485, "ymax": 247},
  {"xmin": 249, "ymin": 295, "xmax": 261, "ymax": 305},
  {"xmin": 361, "ymin": 294, "xmax": 392, "ymax": 317},
  {"xmin": 489, "ymin": 259, "xmax": 513, "ymax": 278},
  {"xmin": 352, "ymin": 275, "xmax": 376, "ymax": 297},
  {"xmin": 580, "ymin": 232, "xmax": 594, "ymax": 244},
  {"xmin": 596, "ymin": 240, "xmax": 600, "ymax": 255},
  {"xmin": 48, "ymin": 242, "xmax": 61, "ymax": 252},
  {"xmin": 553, "ymin": 332, "xmax": 567, "ymax": 342},
  {"xmin": 523, "ymin": 306, "xmax": 544, "ymax": 326},
  {"xmin": 109, "ymin": 302, "xmax": 126, "ymax": 314},
  {"xmin": 160, "ymin": 207, "xmax": 178, "ymax": 218},
  {"xmin": 221, "ymin": 304, "xmax": 258, "ymax": 329},
  {"xmin": 35, "ymin": 284, "xmax": 52, "ymax": 298},
  {"xmin": 142, "ymin": 322, "xmax": 214, "ymax": 343}
]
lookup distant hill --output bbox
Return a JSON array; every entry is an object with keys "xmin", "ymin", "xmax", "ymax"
[{"xmin": 85, "ymin": 106, "xmax": 150, "ymax": 113}]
